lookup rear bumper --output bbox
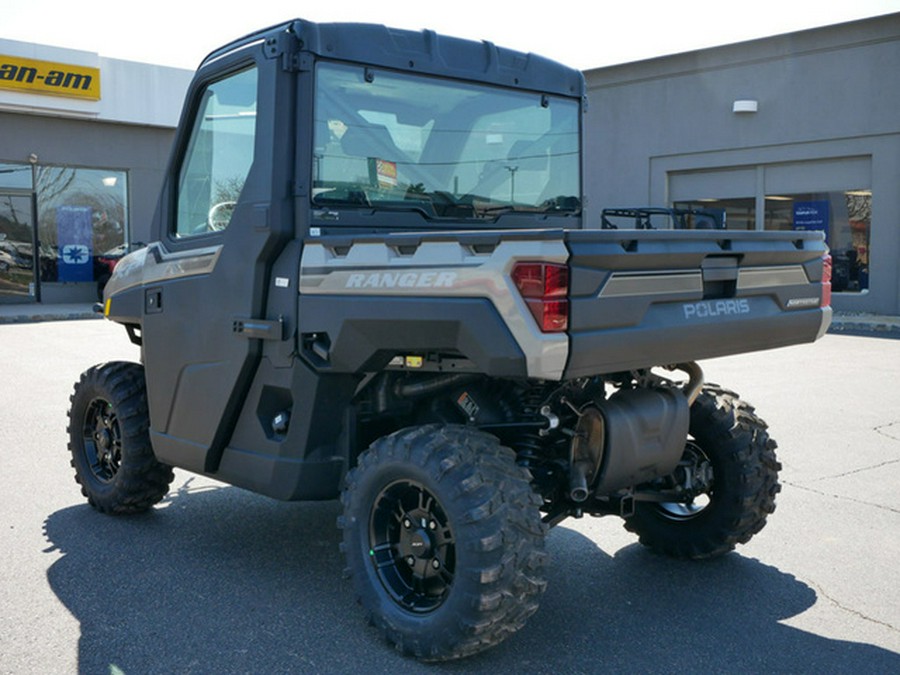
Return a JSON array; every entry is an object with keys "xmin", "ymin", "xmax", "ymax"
[{"xmin": 564, "ymin": 302, "xmax": 831, "ymax": 378}]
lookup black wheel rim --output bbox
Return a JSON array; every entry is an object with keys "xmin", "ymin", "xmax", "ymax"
[
  {"xmin": 81, "ymin": 398, "xmax": 122, "ymax": 483},
  {"xmin": 368, "ymin": 479, "xmax": 455, "ymax": 613},
  {"xmin": 656, "ymin": 441, "xmax": 714, "ymax": 521}
]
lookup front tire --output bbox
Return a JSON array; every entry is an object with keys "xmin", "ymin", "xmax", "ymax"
[
  {"xmin": 339, "ymin": 424, "xmax": 548, "ymax": 661},
  {"xmin": 624, "ymin": 385, "xmax": 781, "ymax": 559},
  {"xmin": 67, "ymin": 361, "xmax": 173, "ymax": 514}
]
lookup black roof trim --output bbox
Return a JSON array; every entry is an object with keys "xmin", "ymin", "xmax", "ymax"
[{"xmin": 201, "ymin": 18, "xmax": 584, "ymax": 98}]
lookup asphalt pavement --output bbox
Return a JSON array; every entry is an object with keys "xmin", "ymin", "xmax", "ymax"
[{"xmin": 1, "ymin": 318, "xmax": 898, "ymax": 673}]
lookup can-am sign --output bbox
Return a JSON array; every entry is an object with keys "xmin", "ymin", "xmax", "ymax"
[{"xmin": 0, "ymin": 54, "xmax": 100, "ymax": 101}]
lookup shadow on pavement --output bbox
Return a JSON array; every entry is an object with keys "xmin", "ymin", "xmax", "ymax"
[{"xmin": 44, "ymin": 480, "xmax": 900, "ymax": 674}]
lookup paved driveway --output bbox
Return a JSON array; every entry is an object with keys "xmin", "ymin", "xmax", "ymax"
[{"xmin": 1, "ymin": 320, "xmax": 898, "ymax": 673}]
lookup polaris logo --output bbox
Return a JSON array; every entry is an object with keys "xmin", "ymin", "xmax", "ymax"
[
  {"xmin": 62, "ymin": 245, "xmax": 91, "ymax": 264},
  {"xmin": 683, "ymin": 299, "xmax": 750, "ymax": 319},
  {"xmin": 345, "ymin": 271, "xmax": 457, "ymax": 289}
]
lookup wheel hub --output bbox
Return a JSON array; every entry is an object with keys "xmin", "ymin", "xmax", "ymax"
[
  {"xmin": 402, "ymin": 526, "xmax": 434, "ymax": 559},
  {"xmin": 96, "ymin": 428, "xmax": 112, "ymax": 452},
  {"xmin": 82, "ymin": 399, "xmax": 121, "ymax": 482},
  {"xmin": 368, "ymin": 480, "xmax": 455, "ymax": 613},
  {"xmin": 657, "ymin": 441, "xmax": 714, "ymax": 520}
]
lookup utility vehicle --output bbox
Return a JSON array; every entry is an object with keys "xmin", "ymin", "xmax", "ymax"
[{"xmin": 68, "ymin": 18, "xmax": 832, "ymax": 661}]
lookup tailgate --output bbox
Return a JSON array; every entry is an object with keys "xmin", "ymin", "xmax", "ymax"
[{"xmin": 563, "ymin": 229, "xmax": 831, "ymax": 377}]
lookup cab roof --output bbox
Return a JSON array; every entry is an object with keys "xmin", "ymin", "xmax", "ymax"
[{"xmin": 202, "ymin": 18, "xmax": 585, "ymax": 99}]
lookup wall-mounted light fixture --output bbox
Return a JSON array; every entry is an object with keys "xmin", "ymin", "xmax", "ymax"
[{"xmin": 733, "ymin": 99, "xmax": 758, "ymax": 114}]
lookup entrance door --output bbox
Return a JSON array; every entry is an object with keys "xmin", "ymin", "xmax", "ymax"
[{"xmin": 0, "ymin": 193, "xmax": 36, "ymax": 303}]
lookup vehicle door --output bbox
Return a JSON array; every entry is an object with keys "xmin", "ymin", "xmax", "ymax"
[{"xmin": 139, "ymin": 43, "xmax": 295, "ymax": 474}]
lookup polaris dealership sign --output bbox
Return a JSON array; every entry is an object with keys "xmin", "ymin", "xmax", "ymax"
[{"xmin": 0, "ymin": 54, "xmax": 100, "ymax": 100}]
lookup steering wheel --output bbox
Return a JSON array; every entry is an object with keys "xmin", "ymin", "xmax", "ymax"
[{"xmin": 207, "ymin": 201, "xmax": 236, "ymax": 231}]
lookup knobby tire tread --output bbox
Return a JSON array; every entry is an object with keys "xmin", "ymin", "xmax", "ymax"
[
  {"xmin": 67, "ymin": 361, "xmax": 174, "ymax": 514},
  {"xmin": 623, "ymin": 384, "xmax": 781, "ymax": 559},
  {"xmin": 340, "ymin": 424, "xmax": 548, "ymax": 661}
]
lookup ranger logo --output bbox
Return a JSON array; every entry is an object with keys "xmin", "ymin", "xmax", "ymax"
[
  {"xmin": 345, "ymin": 271, "xmax": 457, "ymax": 289},
  {"xmin": 683, "ymin": 299, "xmax": 751, "ymax": 320}
]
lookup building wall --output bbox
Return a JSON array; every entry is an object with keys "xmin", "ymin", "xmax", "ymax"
[
  {"xmin": 0, "ymin": 112, "xmax": 175, "ymax": 302},
  {"xmin": 584, "ymin": 13, "xmax": 900, "ymax": 314},
  {"xmin": 0, "ymin": 40, "xmax": 190, "ymax": 303},
  {"xmin": 0, "ymin": 111, "xmax": 174, "ymax": 240}
]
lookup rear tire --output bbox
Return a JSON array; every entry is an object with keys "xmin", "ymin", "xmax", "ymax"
[
  {"xmin": 623, "ymin": 385, "xmax": 781, "ymax": 559},
  {"xmin": 339, "ymin": 424, "xmax": 548, "ymax": 661},
  {"xmin": 67, "ymin": 361, "xmax": 173, "ymax": 514}
]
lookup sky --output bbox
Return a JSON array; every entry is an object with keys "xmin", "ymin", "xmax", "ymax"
[{"xmin": 3, "ymin": 0, "xmax": 900, "ymax": 71}]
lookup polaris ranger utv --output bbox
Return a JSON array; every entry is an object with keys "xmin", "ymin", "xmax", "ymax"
[{"xmin": 68, "ymin": 19, "xmax": 832, "ymax": 661}]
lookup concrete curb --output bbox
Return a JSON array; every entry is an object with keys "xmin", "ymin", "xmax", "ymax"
[
  {"xmin": 827, "ymin": 313, "xmax": 900, "ymax": 336},
  {"xmin": 0, "ymin": 303, "xmax": 100, "ymax": 324}
]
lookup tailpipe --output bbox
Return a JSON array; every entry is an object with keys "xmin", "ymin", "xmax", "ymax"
[
  {"xmin": 567, "ymin": 407, "xmax": 605, "ymax": 503},
  {"xmin": 669, "ymin": 362, "xmax": 704, "ymax": 406},
  {"xmin": 568, "ymin": 461, "xmax": 590, "ymax": 503}
]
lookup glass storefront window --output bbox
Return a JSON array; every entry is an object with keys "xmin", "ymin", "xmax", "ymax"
[
  {"xmin": 674, "ymin": 198, "xmax": 756, "ymax": 230},
  {"xmin": 35, "ymin": 166, "xmax": 128, "ymax": 284},
  {"xmin": 765, "ymin": 190, "xmax": 870, "ymax": 293},
  {"xmin": 0, "ymin": 194, "xmax": 35, "ymax": 301},
  {"xmin": 0, "ymin": 162, "xmax": 33, "ymax": 190}
]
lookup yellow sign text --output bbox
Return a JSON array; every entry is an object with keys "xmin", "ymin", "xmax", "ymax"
[{"xmin": 0, "ymin": 55, "xmax": 101, "ymax": 101}]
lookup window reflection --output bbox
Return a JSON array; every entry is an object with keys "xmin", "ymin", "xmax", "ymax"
[
  {"xmin": 678, "ymin": 190, "xmax": 870, "ymax": 292},
  {"xmin": 35, "ymin": 166, "xmax": 128, "ymax": 284},
  {"xmin": 0, "ymin": 194, "xmax": 35, "ymax": 300},
  {"xmin": 765, "ymin": 190, "xmax": 870, "ymax": 292},
  {"xmin": 0, "ymin": 163, "xmax": 33, "ymax": 190},
  {"xmin": 674, "ymin": 198, "xmax": 756, "ymax": 230},
  {"xmin": 313, "ymin": 62, "xmax": 580, "ymax": 221},
  {"xmin": 176, "ymin": 66, "xmax": 258, "ymax": 237}
]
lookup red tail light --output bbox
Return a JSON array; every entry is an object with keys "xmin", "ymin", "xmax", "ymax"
[
  {"xmin": 512, "ymin": 262, "xmax": 569, "ymax": 333},
  {"xmin": 821, "ymin": 254, "xmax": 832, "ymax": 308}
]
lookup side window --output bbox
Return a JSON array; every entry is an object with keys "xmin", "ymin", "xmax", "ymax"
[{"xmin": 175, "ymin": 66, "xmax": 258, "ymax": 237}]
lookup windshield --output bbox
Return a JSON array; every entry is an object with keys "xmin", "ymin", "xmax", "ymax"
[{"xmin": 312, "ymin": 62, "xmax": 580, "ymax": 222}]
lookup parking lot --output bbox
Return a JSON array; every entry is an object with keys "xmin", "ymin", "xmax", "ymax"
[{"xmin": 1, "ymin": 318, "xmax": 898, "ymax": 673}]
